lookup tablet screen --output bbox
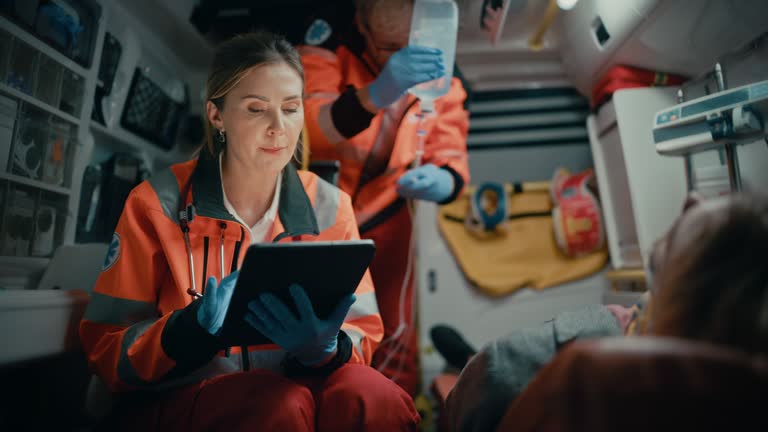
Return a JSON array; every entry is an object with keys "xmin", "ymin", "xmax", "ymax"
[{"xmin": 218, "ymin": 240, "xmax": 376, "ymax": 347}]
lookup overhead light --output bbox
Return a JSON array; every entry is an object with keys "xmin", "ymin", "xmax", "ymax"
[{"xmin": 556, "ymin": 0, "xmax": 579, "ymax": 10}]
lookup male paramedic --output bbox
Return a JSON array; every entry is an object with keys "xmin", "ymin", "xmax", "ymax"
[{"xmin": 299, "ymin": 0, "xmax": 471, "ymax": 396}]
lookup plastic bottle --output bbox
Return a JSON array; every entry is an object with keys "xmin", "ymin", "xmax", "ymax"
[{"xmin": 407, "ymin": 0, "xmax": 459, "ymax": 113}]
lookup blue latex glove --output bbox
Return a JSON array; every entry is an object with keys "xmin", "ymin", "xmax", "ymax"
[
  {"xmin": 368, "ymin": 45, "xmax": 445, "ymax": 109},
  {"xmin": 244, "ymin": 284, "xmax": 356, "ymax": 365},
  {"xmin": 397, "ymin": 164, "xmax": 455, "ymax": 202},
  {"xmin": 196, "ymin": 271, "xmax": 239, "ymax": 336}
]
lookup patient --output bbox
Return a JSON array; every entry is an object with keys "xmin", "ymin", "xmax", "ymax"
[
  {"xmin": 443, "ymin": 191, "xmax": 768, "ymax": 432},
  {"xmin": 648, "ymin": 192, "xmax": 768, "ymax": 355}
]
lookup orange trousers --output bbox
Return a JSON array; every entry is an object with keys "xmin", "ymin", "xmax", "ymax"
[
  {"xmin": 99, "ymin": 364, "xmax": 419, "ymax": 431},
  {"xmin": 365, "ymin": 205, "xmax": 420, "ymax": 397}
]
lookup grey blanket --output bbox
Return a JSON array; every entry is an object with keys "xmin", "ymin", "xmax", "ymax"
[{"xmin": 444, "ymin": 304, "xmax": 622, "ymax": 432}]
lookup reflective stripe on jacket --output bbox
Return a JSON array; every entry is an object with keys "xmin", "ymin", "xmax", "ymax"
[{"xmin": 80, "ymin": 151, "xmax": 382, "ymax": 392}]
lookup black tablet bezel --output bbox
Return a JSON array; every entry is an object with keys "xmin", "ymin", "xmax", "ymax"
[{"xmin": 217, "ymin": 240, "xmax": 376, "ymax": 347}]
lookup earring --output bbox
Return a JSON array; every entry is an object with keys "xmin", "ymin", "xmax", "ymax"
[{"xmin": 217, "ymin": 129, "xmax": 226, "ymax": 143}]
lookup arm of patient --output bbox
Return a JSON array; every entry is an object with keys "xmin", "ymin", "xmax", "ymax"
[{"xmin": 443, "ymin": 304, "xmax": 624, "ymax": 432}]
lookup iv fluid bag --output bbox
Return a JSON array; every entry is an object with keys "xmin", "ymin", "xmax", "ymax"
[{"xmin": 407, "ymin": 0, "xmax": 458, "ymax": 110}]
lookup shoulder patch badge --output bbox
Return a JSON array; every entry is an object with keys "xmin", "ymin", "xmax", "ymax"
[
  {"xmin": 103, "ymin": 232, "xmax": 121, "ymax": 271},
  {"xmin": 305, "ymin": 19, "xmax": 332, "ymax": 46}
]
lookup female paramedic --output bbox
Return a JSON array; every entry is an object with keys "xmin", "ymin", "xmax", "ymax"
[
  {"xmin": 79, "ymin": 31, "xmax": 419, "ymax": 431},
  {"xmin": 299, "ymin": 0, "xmax": 471, "ymax": 396}
]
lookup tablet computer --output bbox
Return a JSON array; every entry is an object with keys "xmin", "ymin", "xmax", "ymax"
[{"xmin": 218, "ymin": 240, "xmax": 376, "ymax": 347}]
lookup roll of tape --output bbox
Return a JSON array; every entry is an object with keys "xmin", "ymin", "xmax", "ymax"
[{"xmin": 467, "ymin": 182, "xmax": 508, "ymax": 234}]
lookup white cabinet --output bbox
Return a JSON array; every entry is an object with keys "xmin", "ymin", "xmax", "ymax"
[
  {"xmin": 588, "ymin": 87, "xmax": 687, "ymax": 271},
  {"xmin": 557, "ymin": 0, "xmax": 768, "ymax": 101},
  {"xmin": 0, "ymin": 289, "xmax": 89, "ymax": 364}
]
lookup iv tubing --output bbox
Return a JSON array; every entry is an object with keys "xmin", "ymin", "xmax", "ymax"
[
  {"xmin": 375, "ymin": 108, "xmax": 429, "ymax": 378},
  {"xmin": 414, "ymin": 110, "xmax": 428, "ymax": 168}
]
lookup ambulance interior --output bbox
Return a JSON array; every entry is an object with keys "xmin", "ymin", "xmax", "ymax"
[{"xmin": 0, "ymin": 0, "xmax": 767, "ymax": 429}]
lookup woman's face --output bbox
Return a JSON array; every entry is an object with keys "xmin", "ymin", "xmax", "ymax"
[{"xmin": 207, "ymin": 62, "xmax": 304, "ymax": 173}]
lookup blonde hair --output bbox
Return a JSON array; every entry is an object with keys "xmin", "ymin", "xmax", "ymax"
[{"xmin": 204, "ymin": 31, "xmax": 304, "ymax": 156}]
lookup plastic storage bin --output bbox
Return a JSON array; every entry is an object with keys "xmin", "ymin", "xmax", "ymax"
[
  {"xmin": 11, "ymin": 103, "xmax": 48, "ymax": 180},
  {"xmin": 42, "ymin": 118, "xmax": 73, "ymax": 186},
  {"xmin": 11, "ymin": 0, "xmax": 41, "ymax": 28},
  {"xmin": 34, "ymin": 53, "xmax": 63, "ymax": 108},
  {"xmin": 0, "ymin": 93, "xmax": 18, "ymax": 172},
  {"xmin": 2, "ymin": 185, "xmax": 36, "ymax": 256},
  {"xmin": 59, "ymin": 69, "xmax": 84, "ymax": 117},
  {"xmin": 0, "ymin": 30, "xmax": 12, "ymax": 85},
  {"xmin": 7, "ymin": 40, "xmax": 38, "ymax": 95},
  {"xmin": 31, "ymin": 193, "xmax": 66, "ymax": 257},
  {"xmin": 34, "ymin": 0, "xmax": 101, "ymax": 67}
]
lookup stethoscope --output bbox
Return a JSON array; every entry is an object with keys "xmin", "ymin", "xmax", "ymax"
[
  {"xmin": 179, "ymin": 197, "xmax": 252, "ymax": 368},
  {"xmin": 179, "ymin": 202, "xmax": 203, "ymax": 299},
  {"xmin": 177, "ymin": 181, "xmax": 228, "ymax": 300}
]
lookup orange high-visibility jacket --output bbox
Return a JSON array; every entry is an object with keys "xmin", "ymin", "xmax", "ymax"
[
  {"xmin": 300, "ymin": 41, "xmax": 470, "ymax": 231},
  {"xmin": 80, "ymin": 152, "xmax": 382, "ymax": 392}
]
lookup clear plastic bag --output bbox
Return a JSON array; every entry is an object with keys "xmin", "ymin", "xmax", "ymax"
[{"xmin": 407, "ymin": 0, "xmax": 458, "ymax": 111}]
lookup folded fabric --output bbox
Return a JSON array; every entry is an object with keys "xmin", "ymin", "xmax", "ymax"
[{"xmin": 438, "ymin": 190, "xmax": 607, "ymax": 296}]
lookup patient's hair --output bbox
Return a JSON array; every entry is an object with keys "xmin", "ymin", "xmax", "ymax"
[{"xmin": 651, "ymin": 193, "xmax": 768, "ymax": 355}]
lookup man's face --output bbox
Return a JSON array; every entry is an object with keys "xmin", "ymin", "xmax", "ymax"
[{"xmin": 357, "ymin": 3, "xmax": 412, "ymax": 69}]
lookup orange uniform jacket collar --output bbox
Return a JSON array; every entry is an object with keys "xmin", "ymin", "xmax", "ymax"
[{"xmin": 190, "ymin": 151, "xmax": 320, "ymax": 240}]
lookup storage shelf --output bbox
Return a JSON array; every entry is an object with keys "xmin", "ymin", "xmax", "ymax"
[
  {"xmin": 1, "ymin": 1, "xmax": 200, "ymax": 294},
  {"xmin": 0, "ymin": 15, "xmax": 90, "ymax": 79},
  {"xmin": 90, "ymin": 121, "xmax": 146, "ymax": 155},
  {"xmin": 0, "ymin": 172, "xmax": 71, "ymax": 196},
  {"xmin": 90, "ymin": 121, "xmax": 190, "ymax": 167},
  {"xmin": 0, "ymin": 84, "xmax": 80, "ymax": 125}
]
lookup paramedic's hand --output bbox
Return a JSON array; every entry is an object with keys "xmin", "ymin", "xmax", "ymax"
[
  {"xmin": 368, "ymin": 45, "xmax": 445, "ymax": 109},
  {"xmin": 397, "ymin": 164, "xmax": 455, "ymax": 202},
  {"xmin": 244, "ymin": 284, "xmax": 356, "ymax": 366},
  {"xmin": 197, "ymin": 271, "xmax": 239, "ymax": 336}
]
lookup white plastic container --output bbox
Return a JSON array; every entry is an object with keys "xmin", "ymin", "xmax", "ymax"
[{"xmin": 407, "ymin": 0, "xmax": 458, "ymax": 112}]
